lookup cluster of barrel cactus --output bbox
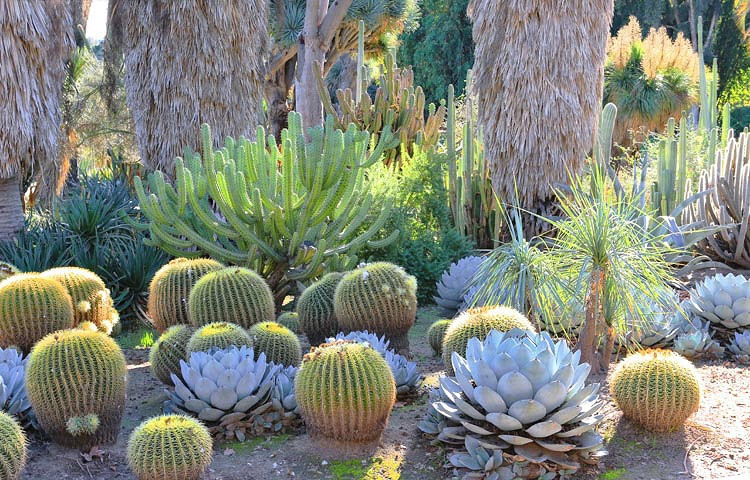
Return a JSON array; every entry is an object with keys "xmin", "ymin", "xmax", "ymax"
[
  {"xmin": 610, "ymin": 349, "xmax": 701, "ymax": 432},
  {"xmin": 0, "ymin": 347, "xmax": 32, "ymax": 424},
  {"xmin": 433, "ymin": 256, "xmax": 484, "ymax": 317},
  {"xmin": 165, "ymin": 346, "xmax": 299, "ymax": 441},
  {"xmin": 297, "ymin": 272, "xmax": 343, "ymax": 345},
  {"xmin": 329, "ymin": 331, "xmax": 421, "ymax": 397},
  {"xmin": 334, "ymin": 262, "xmax": 417, "ymax": 353},
  {"xmin": 420, "ymin": 329, "xmax": 605, "ymax": 478}
]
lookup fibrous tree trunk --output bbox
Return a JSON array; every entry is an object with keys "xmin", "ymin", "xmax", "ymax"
[
  {"xmin": 468, "ymin": 0, "xmax": 614, "ymax": 236},
  {"xmin": 103, "ymin": 0, "xmax": 124, "ymax": 118},
  {"xmin": 0, "ymin": 177, "xmax": 24, "ymax": 241}
]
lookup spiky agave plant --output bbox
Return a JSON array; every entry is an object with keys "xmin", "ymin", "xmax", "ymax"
[{"xmin": 420, "ymin": 329, "xmax": 605, "ymax": 478}]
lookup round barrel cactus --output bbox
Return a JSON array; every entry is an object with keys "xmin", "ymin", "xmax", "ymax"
[
  {"xmin": 0, "ymin": 410, "xmax": 26, "ymax": 480},
  {"xmin": 295, "ymin": 340, "xmax": 396, "ymax": 443},
  {"xmin": 0, "ymin": 262, "xmax": 19, "ymax": 283},
  {"xmin": 297, "ymin": 272, "xmax": 343, "ymax": 345},
  {"xmin": 434, "ymin": 256, "xmax": 484, "ymax": 317},
  {"xmin": 150, "ymin": 325, "xmax": 195, "ymax": 385},
  {"xmin": 40, "ymin": 267, "xmax": 118, "ymax": 334},
  {"xmin": 610, "ymin": 349, "xmax": 701, "ymax": 432},
  {"xmin": 127, "ymin": 415, "xmax": 213, "ymax": 480},
  {"xmin": 248, "ymin": 322, "xmax": 301, "ymax": 367},
  {"xmin": 0, "ymin": 273, "xmax": 75, "ymax": 352},
  {"xmin": 686, "ymin": 273, "xmax": 750, "ymax": 330},
  {"xmin": 427, "ymin": 319, "xmax": 451, "ymax": 355},
  {"xmin": 277, "ymin": 312, "xmax": 301, "ymax": 333},
  {"xmin": 334, "ymin": 262, "xmax": 417, "ymax": 353},
  {"xmin": 186, "ymin": 322, "xmax": 253, "ymax": 356},
  {"xmin": 420, "ymin": 329, "xmax": 605, "ymax": 478},
  {"xmin": 188, "ymin": 267, "xmax": 274, "ymax": 329},
  {"xmin": 26, "ymin": 329, "xmax": 127, "ymax": 448},
  {"xmin": 0, "ymin": 347, "xmax": 32, "ymax": 425},
  {"xmin": 148, "ymin": 258, "xmax": 225, "ymax": 333},
  {"xmin": 441, "ymin": 306, "xmax": 535, "ymax": 375}
]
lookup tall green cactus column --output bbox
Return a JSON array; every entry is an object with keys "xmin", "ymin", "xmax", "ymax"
[{"xmin": 132, "ymin": 113, "xmax": 398, "ymax": 306}]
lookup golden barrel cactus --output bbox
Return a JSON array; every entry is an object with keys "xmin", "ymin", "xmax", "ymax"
[
  {"xmin": 149, "ymin": 325, "xmax": 195, "ymax": 385},
  {"xmin": 0, "ymin": 410, "xmax": 26, "ymax": 480},
  {"xmin": 185, "ymin": 322, "xmax": 253, "ymax": 356}
]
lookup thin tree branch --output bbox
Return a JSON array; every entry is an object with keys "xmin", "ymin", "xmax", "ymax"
[{"xmin": 319, "ymin": 0, "xmax": 354, "ymax": 46}]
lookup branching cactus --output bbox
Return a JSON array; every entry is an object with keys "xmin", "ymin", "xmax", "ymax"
[{"xmin": 132, "ymin": 112, "xmax": 397, "ymax": 303}]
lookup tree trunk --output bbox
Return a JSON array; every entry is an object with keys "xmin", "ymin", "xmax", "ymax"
[
  {"xmin": 103, "ymin": 0, "xmax": 124, "ymax": 118},
  {"xmin": 70, "ymin": 0, "xmax": 93, "ymax": 45},
  {"xmin": 577, "ymin": 268, "xmax": 605, "ymax": 373},
  {"xmin": 295, "ymin": 0, "xmax": 327, "ymax": 129},
  {"xmin": 0, "ymin": 177, "xmax": 24, "ymax": 242}
]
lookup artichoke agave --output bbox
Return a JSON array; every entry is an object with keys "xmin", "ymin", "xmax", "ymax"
[
  {"xmin": 434, "ymin": 256, "xmax": 484, "ymax": 317},
  {"xmin": 728, "ymin": 331, "xmax": 750, "ymax": 364},
  {"xmin": 420, "ymin": 329, "xmax": 605, "ymax": 478},
  {"xmin": 0, "ymin": 347, "xmax": 33, "ymax": 425},
  {"xmin": 672, "ymin": 320, "xmax": 725, "ymax": 360},
  {"xmin": 165, "ymin": 346, "xmax": 299, "ymax": 441},
  {"xmin": 686, "ymin": 273, "xmax": 750, "ymax": 330},
  {"xmin": 330, "ymin": 331, "xmax": 422, "ymax": 397}
]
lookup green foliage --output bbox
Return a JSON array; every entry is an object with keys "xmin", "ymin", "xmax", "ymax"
[
  {"xmin": 248, "ymin": 321, "xmax": 301, "ymax": 367},
  {"xmin": 133, "ymin": 114, "xmax": 396, "ymax": 300},
  {"xmin": 397, "ymin": 0, "xmax": 474, "ymax": 104},
  {"xmin": 0, "ymin": 274, "xmax": 75, "ymax": 352},
  {"xmin": 26, "ymin": 329, "xmax": 127, "ymax": 448},
  {"xmin": 613, "ymin": 0, "xmax": 670, "ymax": 32},
  {"xmin": 334, "ymin": 262, "xmax": 417, "ymax": 353},
  {"xmin": 186, "ymin": 322, "xmax": 253, "ymax": 356},
  {"xmin": 297, "ymin": 272, "xmax": 344, "ymax": 345},
  {"xmin": 295, "ymin": 340, "xmax": 395, "ymax": 443},
  {"xmin": 0, "ymin": 410, "xmax": 26, "ymax": 480},
  {"xmin": 731, "ymin": 105, "xmax": 750, "ymax": 132},
  {"xmin": 716, "ymin": 0, "xmax": 750, "ymax": 102},
  {"xmin": 149, "ymin": 325, "xmax": 194, "ymax": 385},
  {"xmin": 127, "ymin": 415, "xmax": 213, "ymax": 480},
  {"xmin": 188, "ymin": 267, "xmax": 275, "ymax": 329},
  {"xmin": 116, "ymin": 327, "xmax": 155, "ymax": 350}
]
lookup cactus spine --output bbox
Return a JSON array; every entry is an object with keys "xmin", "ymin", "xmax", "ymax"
[
  {"xmin": 148, "ymin": 258, "xmax": 225, "ymax": 332},
  {"xmin": 149, "ymin": 325, "xmax": 195, "ymax": 385},
  {"xmin": 297, "ymin": 272, "xmax": 344, "ymax": 345},
  {"xmin": 334, "ymin": 263, "xmax": 417, "ymax": 353},
  {"xmin": 40, "ymin": 267, "xmax": 118, "ymax": 334},
  {"xmin": 0, "ymin": 411, "xmax": 26, "ymax": 480},
  {"xmin": 127, "ymin": 415, "xmax": 213, "ymax": 480},
  {"xmin": 610, "ymin": 349, "xmax": 701, "ymax": 432},
  {"xmin": 295, "ymin": 340, "xmax": 395, "ymax": 443},
  {"xmin": 186, "ymin": 322, "xmax": 253, "ymax": 356},
  {"xmin": 248, "ymin": 321, "xmax": 301, "ymax": 367},
  {"xmin": 441, "ymin": 306, "xmax": 535, "ymax": 374},
  {"xmin": 277, "ymin": 312, "xmax": 300, "ymax": 333},
  {"xmin": 188, "ymin": 268, "xmax": 274, "ymax": 329},
  {"xmin": 0, "ymin": 274, "xmax": 75, "ymax": 352},
  {"xmin": 25, "ymin": 329, "xmax": 127, "ymax": 448},
  {"xmin": 427, "ymin": 319, "xmax": 451, "ymax": 356}
]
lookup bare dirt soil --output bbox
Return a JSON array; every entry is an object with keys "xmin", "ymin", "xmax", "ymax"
[{"xmin": 21, "ymin": 307, "xmax": 750, "ymax": 480}]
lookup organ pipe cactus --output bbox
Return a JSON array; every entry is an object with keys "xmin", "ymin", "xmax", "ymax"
[
  {"xmin": 433, "ymin": 256, "xmax": 484, "ymax": 317},
  {"xmin": 684, "ymin": 273, "xmax": 750, "ymax": 330},
  {"xmin": 0, "ymin": 347, "xmax": 32, "ymax": 424},
  {"xmin": 420, "ymin": 329, "xmax": 606, "ymax": 477},
  {"xmin": 728, "ymin": 331, "xmax": 750, "ymax": 364},
  {"xmin": 131, "ymin": 113, "xmax": 397, "ymax": 302}
]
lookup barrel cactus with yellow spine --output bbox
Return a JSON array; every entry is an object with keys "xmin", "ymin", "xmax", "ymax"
[
  {"xmin": 0, "ymin": 273, "xmax": 75, "ymax": 352},
  {"xmin": 40, "ymin": 267, "xmax": 118, "ymax": 334},
  {"xmin": 127, "ymin": 415, "xmax": 213, "ymax": 480},
  {"xmin": 334, "ymin": 263, "xmax": 417, "ymax": 353},
  {"xmin": 295, "ymin": 340, "xmax": 396, "ymax": 443},
  {"xmin": 188, "ymin": 267, "xmax": 274, "ymax": 329},
  {"xmin": 150, "ymin": 325, "xmax": 195, "ymax": 385},
  {"xmin": 441, "ymin": 306, "xmax": 535, "ymax": 374},
  {"xmin": 186, "ymin": 322, "xmax": 253, "ymax": 356},
  {"xmin": 248, "ymin": 321, "xmax": 301, "ymax": 367},
  {"xmin": 148, "ymin": 258, "xmax": 225, "ymax": 332},
  {"xmin": 25, "ymin": 329, "xmax": 127, "ymax": 448},
  {"xmin": 610, "ymin": 349, "xmax": 701, "ymax": 432},
  {"xmin": 427, "ymin": 319, "xmax": 451, "ymax": 356},
  {"xmin": 277, "ymin": 312, "xmax": 301, "ymax": 334},
  {"xmin": 297, "ymin": 272, "xmax": 344, "ymax": 345},
  {"xmin": 0, "ymin": 410, "xmax": 26, "ymax": 480}
]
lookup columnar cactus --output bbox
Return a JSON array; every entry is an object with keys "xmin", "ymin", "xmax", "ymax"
[
  {"xmin": 25, "ymin": 330, "xmax": 127, "ymax": 448},
  {"xmin": 0, "ymin": 411, "xmax": 26, "ymax": 480},
  {"xmin": 433, "ymin": 256, "xmax": 484, "ymax": 317},
  {"xmin": 40, "ymin": 267, "xmax": 118, "ymax": 334},
  {"xmin": 297, "ymin": 273, "xmax": 344, "ymax": 345},
  {"xmin": 185, "ymin": 322, "xmax": 253, "ymax": 356},
  {"xmin": 127, "ymin": 415, "xmax": 213, "ymax": 480},
  {"xmin": 0, "ymin": 347, "xmax": 32, "ymax": 423},
  {"xmin": 684, "ymin": 273, "xmax": 750, "ymax": 330},
  {"xmin": 148, "ymin": 258, "xmax": 225, "ymax": 332},
  {"xmin": 427, "ymin": 319, "xmax": 451, "ymax": 356},
  {"xmin": 334, "ymin": 262, "xmax": 417, "ymax": 353},
  {"xmin": 420, "ymin": 329, "xmax": 605, "ymax": 477},
  {"xmin": 277, "ymin": 312, "xmax": 300, "ymax": 334},
  {"xmin": 188, "ymin": 268, "xmax": 274, "ymax": 329},
  {"xmin": 610, "ymin": 349, "xmax": 701, "ymax": 432},
  {"xmin": 248, "ymin": 322, "xmax": 301, "ymax": 367},
  {"xmin": 150, "ymin": 325, "xmax": 195, "ymax": 385},
  {"xmin": 295, "ymin": 340, "xmax": 396, "ymax": 443},
  {"xmin": 0, "ymin": 262, "xmax": 19, "ymax": 283},
  {"xmin": 0, "ymin": 274, "xmax": 75, "ymax": 352},
  {"xmin": 441, "ymin": 306, "xmax": 535, "ymax": 374}
]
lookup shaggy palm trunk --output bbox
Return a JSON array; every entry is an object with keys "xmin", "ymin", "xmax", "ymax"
[
  {"xmin": 0, "ymin": 178, "xmax": 24, "ymax": 241},
  {"xmin": 579, "ymin": 268, "xmax": 605, "ymax": 373},
  {"xmin": 468, "ymin": 0, "xmax": 614, "ymax": 236},
  {"xmin": 102, "ymin": 0, "xmax": 124, "ymax": 118}
]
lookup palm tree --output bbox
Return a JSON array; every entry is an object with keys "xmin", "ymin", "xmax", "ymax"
[
  {"xmin": 120, "ymin": 0, "xmax": 269, "ymax": 174},
  {"xmin": 0, "ymin": 0, "xmax": 73, "ymax": 240},
  {"xmin": 468, "ymin": 0, "xmax": 615, "ymax": 235}
]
